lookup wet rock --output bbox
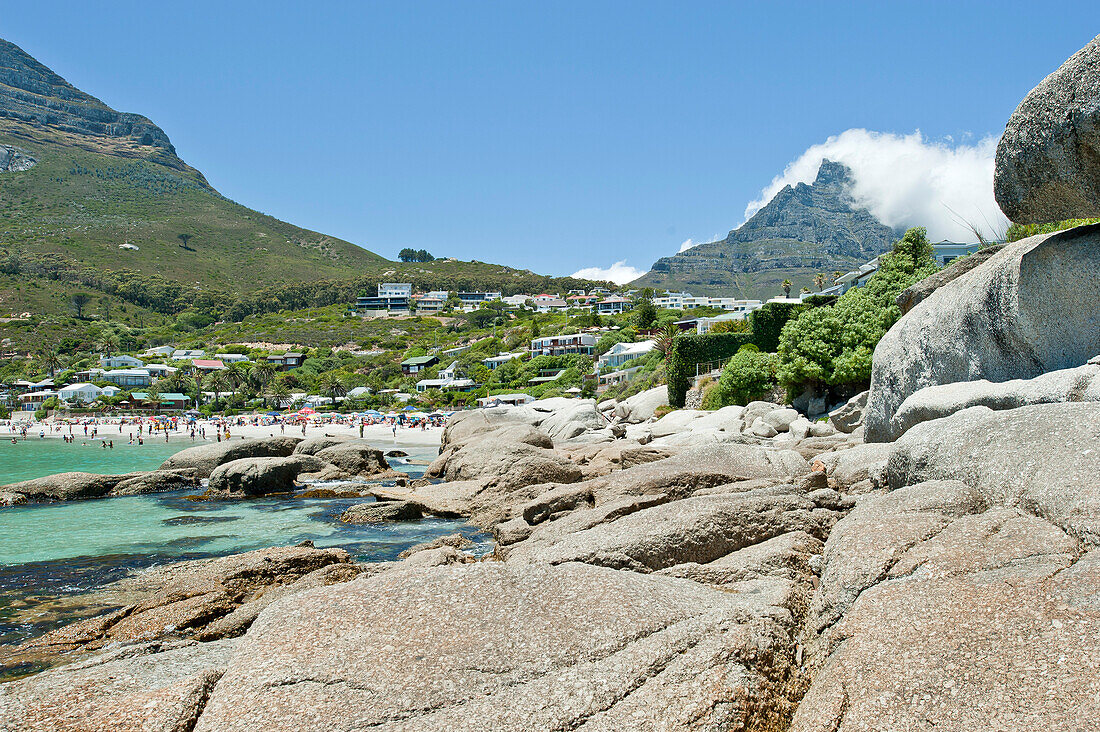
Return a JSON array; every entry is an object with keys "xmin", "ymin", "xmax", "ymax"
[
  {"xmin": 397, "ymin": 533, "xmax": 474, "ymax": 559},
  {"xmin": 313, "ymin": 442, "xmax": 395, "ymax": 478},
  {"xmin": 1, "ymin": 472, "xmax": 123, "ymax": 501},
  {"xmin": 339, "ymin": 500, "xmax": 423, "ymax": 523}
]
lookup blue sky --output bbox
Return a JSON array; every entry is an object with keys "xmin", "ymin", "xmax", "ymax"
[{"xmin": 1, "ymin": 3, "xmax": 1094, "ymax": 279}]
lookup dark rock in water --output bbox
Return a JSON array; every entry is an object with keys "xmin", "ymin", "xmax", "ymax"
[
  {"xmin": 865, "ymin": 225, "xmax": 1100, "ymax": 441},
  {"xmin": 161, "ymin": 515, "xmax": 239, "ymax": 526},
  {"xmin": 995, "ymin": 34, "xmax": 1100, "ymax": 222},
  {"xmin": 340, "ymin": 500, "xmax": 423, "ymax": 524},
  {"xmin": 385, "ymin": 449, "xmax": 408, "ymax": 457}
]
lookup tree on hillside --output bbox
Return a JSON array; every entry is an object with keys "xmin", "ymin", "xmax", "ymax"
[
  {"xmin": 318, "ymin": 373, "xmax": 347, "ymax": 402},
  {"xmin": 813, "ymin": 273, "xmax": 826, "ymax": 292},
  {"xmin": 397, "ymin": 248, "xmax": 435, "ymax": 263},
  {"xmin": 95, "ymin": 333, "xmax": 120, "ymax": 358},
  {"xmin": 204, "ymin": 371, "xmax": 230, "ymax": 407},
  {"xmin": 177, "ymin": 233, "xmax": 193, "ymax": 250},
  {"xmin": 71, "ymin": 292, "xmax": 92, "ymax": 318},
  {"xmin": 634, "ymin": 300, "xmax": 657, "ymax": 330},
  {"xmin": 782, "ymin": 280, "xmax": 792, "ymax": 298},
  {"xmin": 100, "ymin": 297, "xmax": 111, "ymax": 320},
  {"xmin": 40, "ymin": 349, "xmax": 61, "ymax": 377}
]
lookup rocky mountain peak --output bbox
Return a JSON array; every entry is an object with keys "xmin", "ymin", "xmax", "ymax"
[{"xmin": 0, "ymin": 37, "xmax": 185, "ymax": 167}]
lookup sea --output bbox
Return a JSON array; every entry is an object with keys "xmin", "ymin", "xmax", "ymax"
[{"xmin": 0, "ymin": 438, "xmax": 484, "ymax": 676}]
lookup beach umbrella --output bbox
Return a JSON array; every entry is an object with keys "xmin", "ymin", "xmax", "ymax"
[
  {"xmin": 298, "ymin": 407, "xmax": 316, "ymax": 415},
  {"xmin": 402, "ymin": 405, "xmax": 417, "ymax": 411},
  {"xmin": 266, "ymin": 411, "xmax": 281, "ymax": 416}
]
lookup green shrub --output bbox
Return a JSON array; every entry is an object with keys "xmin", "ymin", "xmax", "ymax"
[{"xmin": 717, "ymin": 348, "xmax": 778, "ymax": 406}]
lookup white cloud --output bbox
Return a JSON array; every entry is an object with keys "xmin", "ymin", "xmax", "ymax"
[
  {"xmin": 678, "ymin": 238, "xmax": 697, "ymax": 252},
  {"xmin": 571, "ymin": 260, "xmax": 646, "ymax": 284},
  {"xmin": 743, "ymin": 129, "xmax": 1008, "ymax": 243}
]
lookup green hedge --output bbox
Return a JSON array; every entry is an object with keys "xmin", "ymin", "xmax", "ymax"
[
  {"xmin": 748, "ymin": 302, "xmax": 805, "ymax": 353},
  {"xmin": 667, "ymin": 333, "xmax": 754, "ymax": 407}
]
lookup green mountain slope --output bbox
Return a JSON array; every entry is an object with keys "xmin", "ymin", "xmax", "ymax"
[
  {"xmin": 633, "ymin": 160, "xmax": 899, "ymax": 299},
  {"xmin": 0, "ymin": 38, "xmax": 605, "ymax": 319}
]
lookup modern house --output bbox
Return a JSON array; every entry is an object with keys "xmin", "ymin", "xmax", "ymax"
[
  {"xmin": 103, "ymin": 369, "xmax": 153, "ymax": 388},
  {"xmin": 214, "ymin": 353, "xmax": 251, "ymax": 364},
  {"xmin": 533, "ymin": 296, "xmax": 568, "ymax": 314},
  {"xmin": 414, "ymin": 293, "xmax": 447, "ymax": 313},
  {"xmin": 100, "ymin": 354, "xmax": 144, "ymax": 369},
  {"xmin": 401, "ymin": 355, "xmax": 439, "ymax": 375},
  {"xmin": 530, "ymin": 333, "xmax": 597, "ymax": 357},
  {"xmin": 58, "ymin": 383, "xmax": 103, "ymax": 404},
  {"xmin": 694, "ymin": 312, "xmax": 749, "ymax": 334},
  {"xmin": 142, "ymin": 346, "xmax": 176, "ymax": 357},
  {"xmin": 597, "ymin": 339, "xmax": 656, "ymax": 370},
  {"xmin": 357, "ymin": 283, "xmax": 413, "ymax": 314},
  {"xmin": 482, "ymin": 352, "xmax": 526, "ymax": 369},
  {"xmin": 652, "ymin": 291, "xmax": 694, "ymax": 309},
  {"xmin": 143, "ymin": 363, "xmax": 178, "ymax": 379},
  {"xmin": 266, "ymin": 353, "xmax": 305, "ymax": 370},
  {"xmin": 595, "ymin": 296, "xmax": 632, "ymax": 315},
  {"xmin": 456, "ymin": 291, "xmax": 502, "ymax": 310},
  {"xmin": 415, "ymin": 361, "xmax": 477, "ymax": 392}
]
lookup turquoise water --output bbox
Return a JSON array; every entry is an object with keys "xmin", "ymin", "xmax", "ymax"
[
  {"xmin": 0, "ymin": 441, "xmax": 481, "ymax": 659},
  {"xmin": 0, "ymin": 438, "xmax": 185, "ymax": 483}
]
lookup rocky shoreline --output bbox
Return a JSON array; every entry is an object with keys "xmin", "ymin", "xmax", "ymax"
[{"xmin": 4, "ymin": 32, "xmax": 1100, "ymax": 732}]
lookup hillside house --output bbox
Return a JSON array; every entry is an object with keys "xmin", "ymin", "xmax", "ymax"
[
  {"xmin": 58, "ymin": 383, "xmax": 103, "ymax": 404},
  {"xmin": 597, "ymin": 340, "xmax": 656, "ymax": 370},
  {"xmin": 401, "ymin": 355, "xmax": 439, "ymax": 375},
  {"xmin": 100, "ymin": 354, "xmax": 144, "ymax": 369},
  {"xmin": 530, "ymin": 333, "xmax": 597, "ymax": 357},
  {"xmin": 266, "ymin": 353, "xmax": 305, "ymax": 370}
]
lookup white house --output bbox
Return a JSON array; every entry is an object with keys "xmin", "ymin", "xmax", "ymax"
[
  {"xmin": 143, "ymin": 363, "xmax": 178, "ymax": 379},
  {"xmin": 100, "ymin": 355, "xmax": 144, "ymax": 369},
  {"xmin": 214, "ymin": 353, "xmax": 251, "ymax": 364},
  {"xmin": 19, "ymin": 390, "xmax": 57, "ymax": 410},
  {"xmin": 695, "ymin": 312, "xmax": 750, "ymax": 334},
  {"xmin": 142, "ymin": 346, "xmax": 176, "ymax": 357},
  {"xmin": 595, "ymin": 296, "xmax": 632, "ymax": 315},
  {"xmin": 530, "ymin": 333, "xmax": 597, "ymax": 357},
  {"xmin": 652, "ymin": 291, "xmax": 694, "ymax": 309},
  {"xmin": 171, "ymin": 349, "xmax": 206, "ymax": 361},
  {"xmin": 597, "ymin": 340, "xmax": 656, "ymax": 370},
  {"xmin": 482, "ymin": 352, "xmax": 525, "ymax": 369},
  {"xmin": 103, "ymin": 369, "xmax": 153, "ymax": 388},
  {"xmin": 59, "ymin": 383, "xmax": 103, "ymax": 404}
]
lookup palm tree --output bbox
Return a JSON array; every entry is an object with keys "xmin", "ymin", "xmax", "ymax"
[
  {"xmin": 318, "ymin": 373, "xmax": 347, "ymax": 405},
  {"xmin": 144, "ymin": 386, "xmax": 162, "ymax": 413},
  {"xmin": 269, "ymin": 378, "xmax": 290, "ymax": 409},
  {"xmin": 204, "ymin": 371, "xmax": 230, "ymax": 409},
  {"xmin": 40, "ymin": 349, "xmax": 62, "ymax": 377},
  {"xmin": 224, "ymin": 362, "xmax": 247, "ymax": 391},
  {"xmin": 251, "ymin": 361, "xmax": 276, "ymax": 406},
  {"xmin": 813, "ymin": 273, "xmax": 826, "ymax": 292},
  {"xmin": 782, "ymin": 279, "xmax": 793, "ymax": 298},
  {"xmin": 654, "ymin": 322, "xmax": 678, "ymax": 359},
  {"xmin": 95, "ymin": 333, "xmax": 120, "ymax": 358}
]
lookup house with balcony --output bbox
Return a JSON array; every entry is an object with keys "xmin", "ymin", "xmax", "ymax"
[
  {"xmin": 103, "ymin": 369, "xmax": 153, "ymax": 388},
  {"xmin": 530, "ymin": 333, "xmax": 597, "ymax": 357},
  {"xmin": 456, "ymin": 291, "xmax": 502, "ymax": 311},
  {"xmin": 597, "ymin": 339, "xmax": 656, "ymax": 370},
  {"xmin": 19, "ymin": 390, "xmax": 57, "ymax": 410},
  {"xmin": 415, "ymin": 292, "xmax": 448, "ymax": 313},
  {"xmin": 595, "ymin": 296, "xmax": 632, "ymax": 315},
  {"xmin": 357, "ymin": 283, "xmax": 412, "ymax": 314}
]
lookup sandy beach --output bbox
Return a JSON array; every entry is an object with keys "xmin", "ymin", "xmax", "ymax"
[{"xmin": 1, "ymin": 419, "xmax": 445, "ymax": 449}]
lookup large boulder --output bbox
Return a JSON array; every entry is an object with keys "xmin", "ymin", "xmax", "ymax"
[
  {"xmin": 2, "ymin": 472, "xmax": 125, "ymax": 501},
  {"xmin": 430, "ymin": 440, "xmax": 583, "ymax": 491},
  {"xmin": 896, "ymin": 245, "xmax": 1004, "ymax": 315},
  {"xmin": 826, "ymin": 390, "xmax": 867, "ymax": 433},
  {"xmin": 889, "ymin": 361, "xmax": 1100, "ymax": 437},
  {"xmin": 994, "ymin": 33, "xmax": 1100, "ymax": 223},
  {"xmin": 192, "ymin": 562, "xmax": 806, "ymax": 731},
  {"xmin": 887, "ymin": 403, "xmax": 1100, "ymax": 543},
  {"xmin": 864, "ymin": 225, "xmax": 1100, "ymax": 441},
  {"xmin": 613, "ymin": 386, "xmax": 670, "ymax": 423},
  {"xmin": 112, "ymin": 468, "xmax": 202, "ymax": 496},
  {"xmin": 159, "ymin": 436, "xmax": 302, "ymax": 477},
  {"xmin": 313, "ymin": 442, "xmax": 394, "ymax": 478},
  {"xmin": 505, "ymin": 491, "xmax": 838, "ymax": 572},
  {"xmin": 207, "ymin": 455, "xmax": 322, "ymax": 496},
  {"xmin": 340, "ymin": 500, "xmax": 423, "ymax": 523}
]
